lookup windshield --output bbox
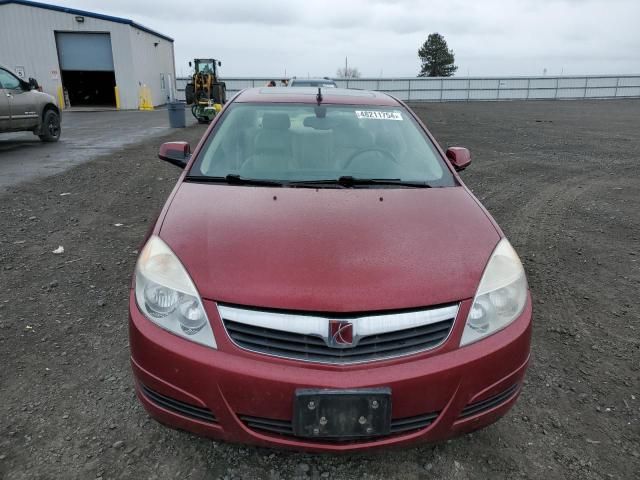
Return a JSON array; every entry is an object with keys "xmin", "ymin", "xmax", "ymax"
[
  {"xmin": 190, "ymin": 103, "xmax": 456, "ymax": 187},
  {"xmin": 196, "ymin": 61, "xmax": 215, "ymax": 74}
]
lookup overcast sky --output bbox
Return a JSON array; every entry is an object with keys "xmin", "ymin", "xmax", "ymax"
[{"xmin": 55, "ymin": 0, "xmax": 640, "ymax": 78}]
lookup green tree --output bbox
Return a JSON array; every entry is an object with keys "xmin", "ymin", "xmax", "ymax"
[{"xmin": 418, "ymin": 33, "xmax": 458, "ymax": 77}]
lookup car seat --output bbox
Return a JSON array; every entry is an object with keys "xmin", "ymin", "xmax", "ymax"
[
  {"xmin": 241, "ymin": 113, "xmax": 292, "ymax": 173},
  {"xmin": 215, "ymin": 109, "xmax": 259, "ymax": 171},
  {"xmin": 292, "ymin": 129, "xmax": 334, "ymax": 171}
]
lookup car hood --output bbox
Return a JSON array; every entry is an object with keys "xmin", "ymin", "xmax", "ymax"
[
  {"xmin": 32, "ymin": 90, "xmax": 57, "ymax": 104},
  {"xmin": 159, "ymin": 183, "xmax": 500, "ymax": 312}
]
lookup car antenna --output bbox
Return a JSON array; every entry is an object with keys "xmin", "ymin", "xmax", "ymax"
[{"xmin": 316, "ymin": 87, "xmax": 323, "ymax": 105}]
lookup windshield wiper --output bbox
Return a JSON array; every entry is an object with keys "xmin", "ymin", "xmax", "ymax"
[
  {"xmin": 185, "ymin": 175, "xmax": 432, "ymax": 188},
  {"xmin": 185, "ymin": 174, "xmax": 285, "ymax": 187},
  {"xmin": 289, "ymin": 176, "xmax": 432, "ymax": 188}
]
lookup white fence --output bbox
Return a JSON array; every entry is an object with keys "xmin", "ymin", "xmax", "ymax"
[{"xmin": 175, "ymin": 75, "xmax": 640, "ymax": 102}]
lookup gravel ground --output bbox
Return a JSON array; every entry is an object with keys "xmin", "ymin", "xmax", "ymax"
[
  {"xmin": 0, "ymin": 99, "xmax": 638, "ymax": 480},
  {"xmin": 0, "ymin": 109, "xmax": 196, "ymax": 192}
]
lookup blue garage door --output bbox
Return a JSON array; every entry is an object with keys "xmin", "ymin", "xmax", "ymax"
[{"xmin": 55, "ymin": 32, "xmax": 114, "ymax": 71}]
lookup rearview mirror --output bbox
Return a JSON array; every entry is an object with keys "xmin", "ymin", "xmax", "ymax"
[
  {"xmin": 446, "ymin": 147, "xmax": 472, "ymax": 171},
  {"xmin": 159, "ymin": 141, "xmax": 191, "ymax": 169}
]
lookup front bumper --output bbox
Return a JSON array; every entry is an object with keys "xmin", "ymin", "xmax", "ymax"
[{"xmin": 129, "ymin": 292, "xmax": 532, "ymax": 452}]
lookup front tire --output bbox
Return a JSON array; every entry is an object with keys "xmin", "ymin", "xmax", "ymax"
[{"xmin": 38, "ymin": 110, "xmax": 61, "ymax": 142}]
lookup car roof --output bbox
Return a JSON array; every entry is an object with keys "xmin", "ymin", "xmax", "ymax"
[
  {"xmin": 233, "ymin": 87, "xmax": 401, "ymax": 107},
  {"xmin": 291, "ymin": 78, "xmax": 336, "ymax": 82}
]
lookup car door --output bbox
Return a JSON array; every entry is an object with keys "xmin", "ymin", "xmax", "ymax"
[
  {"xmin": 0, "ymin": 68, "xmax": 39, "ymax": 130},
  {"xmin": 0, "ymin": 82, "xmax": 11, "ymax": 130}
]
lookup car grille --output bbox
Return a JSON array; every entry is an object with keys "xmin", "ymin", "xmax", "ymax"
[
  {"xmin": 459, "ymin": 383, "xmax": 520, "ymax": 419},
  {"xmin": 239, "ymin": 411, "xmax": 438, "ymax": 441},
  {"xmin": 219, "ymin": 304, "xmax": 457, "ymax": 364},
  {"xmin": 141, "ymin": 384, "xmax": 217, "ymax": 424}
]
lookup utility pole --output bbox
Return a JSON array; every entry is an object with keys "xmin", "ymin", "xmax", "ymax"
[{"xmin": 345, "ymin": 56, "xmax": 348, "ymax": 77}]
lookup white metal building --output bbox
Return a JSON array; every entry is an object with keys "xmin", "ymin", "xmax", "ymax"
[{"xmin": 0, "ymin": 0, "xmax": 176, "ymax": 109}]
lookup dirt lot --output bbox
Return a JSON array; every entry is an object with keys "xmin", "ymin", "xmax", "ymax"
[{"xmin": 0, "ymin": 100, "xmax": 638, "ymax": 480}]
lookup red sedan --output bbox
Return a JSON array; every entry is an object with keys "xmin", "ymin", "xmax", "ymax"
[{"xmin": 129, "ymin": 87, "xmax": 531, "ymax": 452}]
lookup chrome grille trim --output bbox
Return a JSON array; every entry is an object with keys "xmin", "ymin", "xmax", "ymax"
[{"xmin": 218, "ymin": 303, "xmax": 458, "ymax": 364}]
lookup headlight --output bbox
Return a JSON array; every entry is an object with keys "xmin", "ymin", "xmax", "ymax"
[
  {"xmin": 460, "ymin": 239, "xmax": 528, "ymax": 346},
  {"xmin": 134, "ymin": 236, "xmax": 216, "ymax": 348}
]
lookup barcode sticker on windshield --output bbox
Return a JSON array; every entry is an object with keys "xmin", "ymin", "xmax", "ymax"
[{"xmin": 355, "ymin": 110, "xmax": 403, "ymax": 121}]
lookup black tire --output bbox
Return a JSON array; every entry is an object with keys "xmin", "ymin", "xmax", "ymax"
[
  {"xmin": 38, "ymin": 110, "xmax": 61, "ymax": 142},
  {"xmin": 185, "ymin": 83, "xmax": 195, "ymax": 104},
  {"xmin": 220, "ymin": 82, "xmax": 227, "ymax": 104}
]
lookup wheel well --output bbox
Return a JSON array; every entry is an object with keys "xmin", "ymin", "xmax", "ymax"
[
  {"xmin": 42, "ymin": 103, "xmax": 60, "ymax": 121},
  {"xmin": 37, "ymin": 103, "xmax": 60, "ymax": 135}
]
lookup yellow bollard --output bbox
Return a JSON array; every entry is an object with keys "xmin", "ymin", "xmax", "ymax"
[
  {"xmin": 114, "ymin": 86, "xmax": 121, "ymax": 110},
  {"xmin": 138, "ymin": 85, "xmax": 154, "ymax": 111},
  {"xmin": 56, "ymin": 85, "xmax": 64, "ymax": 110}
]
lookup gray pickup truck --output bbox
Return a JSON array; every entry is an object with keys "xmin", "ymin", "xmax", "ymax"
[{"xmin": 0, "ymin": 64, "xmax": 61, "ymax": 142}]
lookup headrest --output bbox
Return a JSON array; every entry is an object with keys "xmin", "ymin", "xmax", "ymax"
[{"xmin": 261, "ymin": 113, "xmax": 290, "ymax": 130}]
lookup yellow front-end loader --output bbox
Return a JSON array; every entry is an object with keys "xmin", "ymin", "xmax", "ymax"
[{"xmin": 184, "ymin": 59, "xmax": 227, "ymax": 123}]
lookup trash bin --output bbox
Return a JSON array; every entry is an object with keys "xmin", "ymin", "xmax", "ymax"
[{"xmin": 168, "ymin": 102, "xmax": 186, "ymax": 128}]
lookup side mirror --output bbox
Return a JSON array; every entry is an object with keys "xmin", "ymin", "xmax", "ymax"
[
  {"xmin": 188, "ymin": 61, "xmax": 192, "ymax": 67},
  {"xmin": 159, "ymin": 141, "xmax": 191, "ymax": 169},
  {"xmin": 218, "ymin": 61, "xmax": 222, "ymax": 67},
  {"xmin": 446, "ymin": 147, "xmax": 472, "ymax": 171},
  {"xmin": 28, "ymin": 77, "xmax": 39, "ymax": 90}
]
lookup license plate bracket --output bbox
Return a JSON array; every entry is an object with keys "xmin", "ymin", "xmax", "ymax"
[{"xmin": 293, "ymin": 388, "xmax": 392, "ymax": 439}]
